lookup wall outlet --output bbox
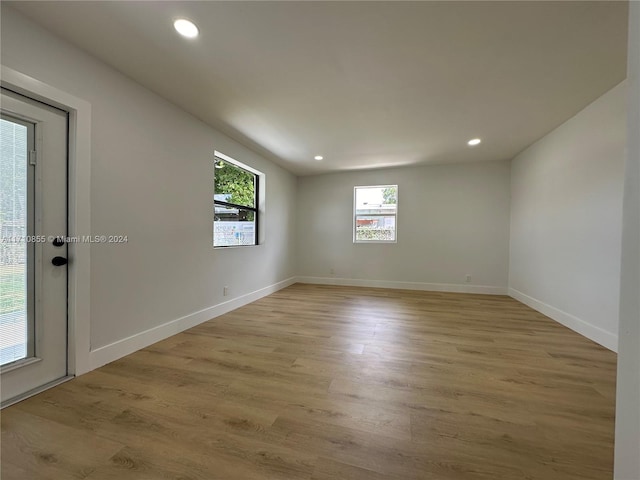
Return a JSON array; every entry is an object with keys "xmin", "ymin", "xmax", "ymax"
[
  {"xmin": 223, "ymin": 286, "xmax": 229, "ymax": 296},
  {"xmin": 330, "ymin": 268, "xmax": 335, "ymax": 275},
  {"xmin": 465, "ymin": 274, "xmax": 472, "ymax": 283}
]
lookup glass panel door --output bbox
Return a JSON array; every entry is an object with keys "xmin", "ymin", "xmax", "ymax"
[{"xmin": 1, "ymin": 87, "xmax": 68, "ymax": 406}]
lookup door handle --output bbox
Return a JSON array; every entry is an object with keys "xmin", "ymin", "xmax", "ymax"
[{"xmin": 51, "ymin": 256, "xmax": 68, "ymax": 266}]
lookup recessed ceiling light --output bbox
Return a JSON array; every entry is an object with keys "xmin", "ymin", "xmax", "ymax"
[
  {"xmin": 467, "ymin": 138, "xmax": 482, "ymax": 146},
  {"xmin": 314, "ymin": 155, "xmax": 324, "ymax": 161},
  {"xmin": 174, "ymin": 19, "xmax": 199, "ymax": 38}
]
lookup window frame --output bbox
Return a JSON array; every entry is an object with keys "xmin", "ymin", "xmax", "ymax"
[
  {"xmin": 213, "ymin": 151, "xmax": 260, "ymax": 248},
  {"xmin": 353, "ymin": 184, "xmax": 398, "ymax": 244}
]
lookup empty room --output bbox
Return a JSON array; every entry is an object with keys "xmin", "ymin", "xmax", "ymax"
[{"xmin": 1, "ymin": 1, "xmax": 639, "ymax": 479}]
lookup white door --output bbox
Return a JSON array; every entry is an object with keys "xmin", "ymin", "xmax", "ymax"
[{"xmin": 0, "ymin": 88, "xmax": 69, "ymax": 406}]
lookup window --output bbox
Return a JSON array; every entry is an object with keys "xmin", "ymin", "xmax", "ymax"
[
  {"xmin": 354, "ymin": 185, "xmax": 398, "ymax": 243},
  {"xmin": 214, "ymin": 153, "xmax": 259, "ymax": 247}
]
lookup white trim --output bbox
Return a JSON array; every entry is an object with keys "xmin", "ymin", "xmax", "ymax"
[
  {"xmin": 89, "ymin": 277, "xmax": 297, "ymax": 370},
  {"xmin": 214, "ymin": 150, "xmax": 262, "ymax": 176},
  {"xmin": 1, "ymin": 65, "xmax": 93, "ymax": 375},
  {"xmin": 296, "ymin": 276, "xmax": 508, "ymax": 295},
  {"xmin": 0, "ymin": 356, "xmax": 42, "ymax": 374},
  {"xmin": 509, "ymin": 288, "xmax": 618, "ymax": 352}
]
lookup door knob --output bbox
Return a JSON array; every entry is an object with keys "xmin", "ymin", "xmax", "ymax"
[{"xmin": 51, "ymin": 256, "xmax": 68, "ymax": 266}]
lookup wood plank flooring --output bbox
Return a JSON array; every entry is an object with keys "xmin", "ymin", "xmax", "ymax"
[{"xmin": 1, "ymin": 284, "xmax": 617, "ymax": 479}]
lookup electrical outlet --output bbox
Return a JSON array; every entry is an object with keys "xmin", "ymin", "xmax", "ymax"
[
  {"xmin": 465, "ymin": 274, "xmax": 472, "ymax": 283},
  {"xmin": 330, "ymin": 268, "xmax": 335, "ymax": 275},
  {"xmin": 223, "ymin": 286, "xmax": 229, "ymax": 296}
]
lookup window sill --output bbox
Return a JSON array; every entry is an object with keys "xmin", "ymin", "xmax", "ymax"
[{"xmin": 353, "ymin": 240, "xmax": 398, "ymax": 244}]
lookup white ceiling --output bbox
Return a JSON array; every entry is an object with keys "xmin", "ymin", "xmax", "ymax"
[{"xmin": 8, "ymin": 1, "xmax": 628, "ymax": 176}]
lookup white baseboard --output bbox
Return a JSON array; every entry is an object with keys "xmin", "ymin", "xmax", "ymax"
[
  {"xmin": 296, "ymin": 276, "xmax": 508, "ymax": 295},
  {"xmin": 89, "ymin": 277, "xmax": 297, "ymax": 370},
  {"xmin": 89, "ymin": 277, "xmax": 616, "ymax": 372},
  {"xmin": 508, "ymin": 288, "xmax": 618, "ymax": 352}
]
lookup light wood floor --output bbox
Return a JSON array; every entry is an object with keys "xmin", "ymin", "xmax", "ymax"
[{"xmin": 1, "ymin": 284, "xmax": 617, "ymax": 480}]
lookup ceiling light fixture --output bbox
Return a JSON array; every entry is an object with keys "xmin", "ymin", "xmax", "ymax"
[
  {"xmin": 314, "ymin": 155, "xmax": 324, "ymax": 161},
  {"xmin": 174, "ymin": 19, "xmax": 199, "ymax": 38},
  {"xmin": 467, "ymin": 138, "xmax": 482, "ymax": 146}
]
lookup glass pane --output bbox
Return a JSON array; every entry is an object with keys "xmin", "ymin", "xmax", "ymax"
[
  {"xmin": 355, "ymin": 186, "xmax": 397, "ymax": 215},
  {"xmin": 0, "ymin": 118, "xmax": 29, "ymax": 365},
  {"xmin": 214, "ymin": 160, "xmax": 256, "ymax": 208},
  {"xmin": 355, "ymin": 215, "xmax": 396, "ymax": 241},
  {"xmin": 214, "ymin": 204, "xmax": 256, "ymax": 246}
]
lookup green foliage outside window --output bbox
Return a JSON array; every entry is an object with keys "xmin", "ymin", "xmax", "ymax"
[
  {"xmin": 382, "ymin": 186, "xmax": 397, "ymax": 205},
  {"xmin": 214, "ymin": 161, "xmax": 255, "ymax": 208},
  {"xmin": 355, "ymin": 227, "xmax": 395, "ymax": 241}
]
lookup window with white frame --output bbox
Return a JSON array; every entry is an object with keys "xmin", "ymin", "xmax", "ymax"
[
  {"xmin": 354, "ymin": 185, "xmax": 398, "ymax": 243},
  {"xmin": 214, "ymin": 152, "xmax": 260, "ymax": 247}
]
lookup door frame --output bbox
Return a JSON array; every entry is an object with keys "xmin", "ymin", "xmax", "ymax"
[{"xmin": 1, "ymin": 65, "xmax": 92, "ymax": 376}]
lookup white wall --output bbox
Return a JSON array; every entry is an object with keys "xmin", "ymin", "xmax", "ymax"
[
  {"xmin": 297, "ymin": 161, "xmax": 511, "ymax": 293},
  {"xmin": 615, "ymin": 2, "xmax": 640, "ymax": 477},
  {"xmin": 1, "ymin": 7, "xmax": 297, "ymax": 366},
  {"xmin": 509, "ymin": 82, "xmax": 626, "ymax": 351}
]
